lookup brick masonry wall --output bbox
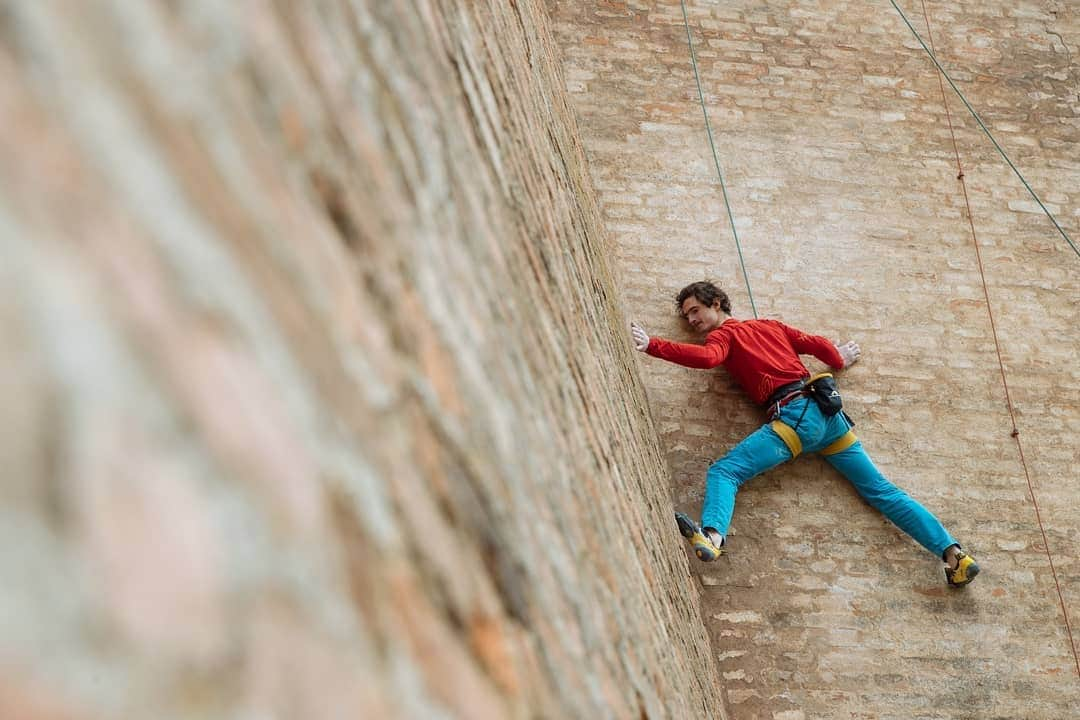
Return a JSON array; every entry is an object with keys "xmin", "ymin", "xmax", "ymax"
[
  {"xmin": 0, "ymin": 2, "xmax": 729, "ymax": 719},
  {"xmin": 549, "ymin": 0, "xmax": 1079, "ymax": 718}
]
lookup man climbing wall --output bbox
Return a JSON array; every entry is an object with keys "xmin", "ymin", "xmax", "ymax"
[{"xmin": 632, "ymin": 281, "xmax": 979, "ymax": 588}]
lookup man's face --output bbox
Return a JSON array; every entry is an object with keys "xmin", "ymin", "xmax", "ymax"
[{"xmin": 681, "ymin": 296, "xmax": 724, "ymax": 334}]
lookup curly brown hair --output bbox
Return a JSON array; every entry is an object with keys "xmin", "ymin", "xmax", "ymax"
[{"xmin": 675, "ymin": 281, "xmax": 731, "ymax": 317}]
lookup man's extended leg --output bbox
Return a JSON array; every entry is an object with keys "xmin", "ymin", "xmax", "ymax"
[
  {"xmin": 701, "ymin": 423, "xmax": 794, "ymax": 540},
  {"xmin": 822, "ymin": 440, "xmax": 957, "ymax": 557}
]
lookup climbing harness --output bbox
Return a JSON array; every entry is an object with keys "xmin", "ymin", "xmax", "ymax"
[
  {"xmin": 766, "ymin": 373, "xmax": 844, "ymax": 420},
  {"xmin": 766, "ymin": 380, "xmax": 809, "ymax": 420},
  {"xmin": 766, "ymin": 373, "xmax": 854, "ymax": 459}
]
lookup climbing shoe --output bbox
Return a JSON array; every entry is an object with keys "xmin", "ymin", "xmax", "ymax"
[
  {"xmin": 675, "ymin": 512, "xmax": 724, "ymax": 562},
  {"xmin": 945, "ymin": 550, "xmax": 979, "ymax": 587}
]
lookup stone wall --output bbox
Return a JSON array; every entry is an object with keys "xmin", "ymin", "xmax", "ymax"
[
  {"xmin": 549, "ymin": 1, "xmax": 1079, "ymax": 718},
  {"xmin": 0, "ymin": 2, "xmax": 729, "ymax": 718}
]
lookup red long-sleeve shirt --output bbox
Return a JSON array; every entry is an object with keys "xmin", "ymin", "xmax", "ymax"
[{"xmin": 646, "ymin": 318, "xmax": 845, "ymax": 405}]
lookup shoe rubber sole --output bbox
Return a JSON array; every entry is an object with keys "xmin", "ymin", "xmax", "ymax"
[
  {"xmin": 675, "ymin": 512, "xmax": 697, "ymax": 539},
  {"xmin": 946, "ymin": 558, "xmax": 980, "ymax": 587},
  {"xmin": 675, "ymin": 512, "xmax": 722, "ymax": 561}
]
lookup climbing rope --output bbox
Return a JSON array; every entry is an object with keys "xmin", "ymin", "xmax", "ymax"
[
  {"xmin": 891, "ymin": 0, "xmax": 1080, "ymax": 261},
  {"xmin": 678, "ymin": 0, "xmax": 758, "ymax": 318},
  {"xmin": 917, "ymin": 0, "xmax": 1080, "ymax": 679}
]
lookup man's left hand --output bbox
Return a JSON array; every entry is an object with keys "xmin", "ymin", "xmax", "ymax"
[{"xmin": 836, "ymin": 340, "xmax": 861, "ymax": 368}]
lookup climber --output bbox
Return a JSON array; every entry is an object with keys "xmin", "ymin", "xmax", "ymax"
[{"xmin": 631, "ymin": 280, "xmax": 978, "ymax": 587}]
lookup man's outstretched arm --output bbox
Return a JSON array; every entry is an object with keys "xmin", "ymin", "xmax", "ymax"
[
  {"xmin": 779, "ymin": 322, "xmax": 860, "ymax": 369},
  {"xmin": 630, "ymin": 323, "xmax": 729, "ymax": 369}
]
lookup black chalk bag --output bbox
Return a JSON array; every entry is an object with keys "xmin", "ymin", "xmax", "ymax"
[{"xmin": 806, "ymin": 373, "xmax": 843, "ymax": 417}]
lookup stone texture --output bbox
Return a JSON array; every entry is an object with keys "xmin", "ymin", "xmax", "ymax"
[
  {"xmin": 549, "ymin": 0, "xmax": 1079, "ymax": 718},
  {"xmin": 0, "ymin": 2, "xmax": 728, "ymax": 719}
]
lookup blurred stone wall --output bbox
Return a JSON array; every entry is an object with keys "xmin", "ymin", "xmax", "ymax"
[{"xmin": 0, "ymin": 2, "xmax": 729, "ymax": 718}]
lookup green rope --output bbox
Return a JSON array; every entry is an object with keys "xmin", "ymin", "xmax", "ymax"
[
  {"xmin": 890, "ymin": 0, "xmax": 1080, "ymax": 260},
  {"xmin": 679, "ymin": 0, "xmax": 758, "ymax": 318}
]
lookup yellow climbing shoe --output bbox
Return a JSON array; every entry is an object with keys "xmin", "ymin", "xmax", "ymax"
[
  {"xmin": 945, "ymin": 550, "xmax": 979, "ymax": 587},
  {"xmin": 675, "ymin": 512, "xmax": 724, "ymax": 562}
]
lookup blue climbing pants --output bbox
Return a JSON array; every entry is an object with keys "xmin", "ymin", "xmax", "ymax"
[{"xmin": 700, "ymin": 397, "xmax": 957, "ymax": 558}]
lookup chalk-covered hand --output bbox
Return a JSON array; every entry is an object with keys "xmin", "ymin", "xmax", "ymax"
[
  {"xmin": 835, "ymin": 340, "xmax": 861, "ymax": 368},
  {"xmin": 631, "ymin": 323, "xmax": 650, "ymax": 352}
]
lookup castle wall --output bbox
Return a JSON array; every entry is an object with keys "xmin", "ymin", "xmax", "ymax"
[{"xmin": 549, "ymin": 1, "xmax": 1079, "ymax": 717}]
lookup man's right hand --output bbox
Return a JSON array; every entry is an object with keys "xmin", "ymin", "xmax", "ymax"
[
  {"xmin": 631, "ymin": 323, "xmax": 650, "ymax": 352},
  {"xmin": 835, "ymin": 340, "xmax": 861, "ymax": 368}
]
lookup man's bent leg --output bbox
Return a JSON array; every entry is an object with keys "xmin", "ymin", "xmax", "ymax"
[
  {"xmin": 701, "ymin": 424, "xmax": 794, "ymax": 536},
  {"xmin": 823, "ymin": 440, "xmax": 956, "ymax": 557}
]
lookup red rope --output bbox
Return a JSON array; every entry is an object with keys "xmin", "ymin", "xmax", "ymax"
[{"xmin": 919, "ymin": 0, "xmax": 1080, "ymax": 679}]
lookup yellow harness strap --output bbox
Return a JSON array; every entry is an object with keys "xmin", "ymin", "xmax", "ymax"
[
  {"xmin": 821, "ymin": 430, "xmax": 858, "ymax": 456},
  {"xmin": 770, "ymin": 420, "xmax": 802, "ymax": 458},
  {"xmin": 770, "ymin": 423, "xmax": 857, "ymax": 458}
]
